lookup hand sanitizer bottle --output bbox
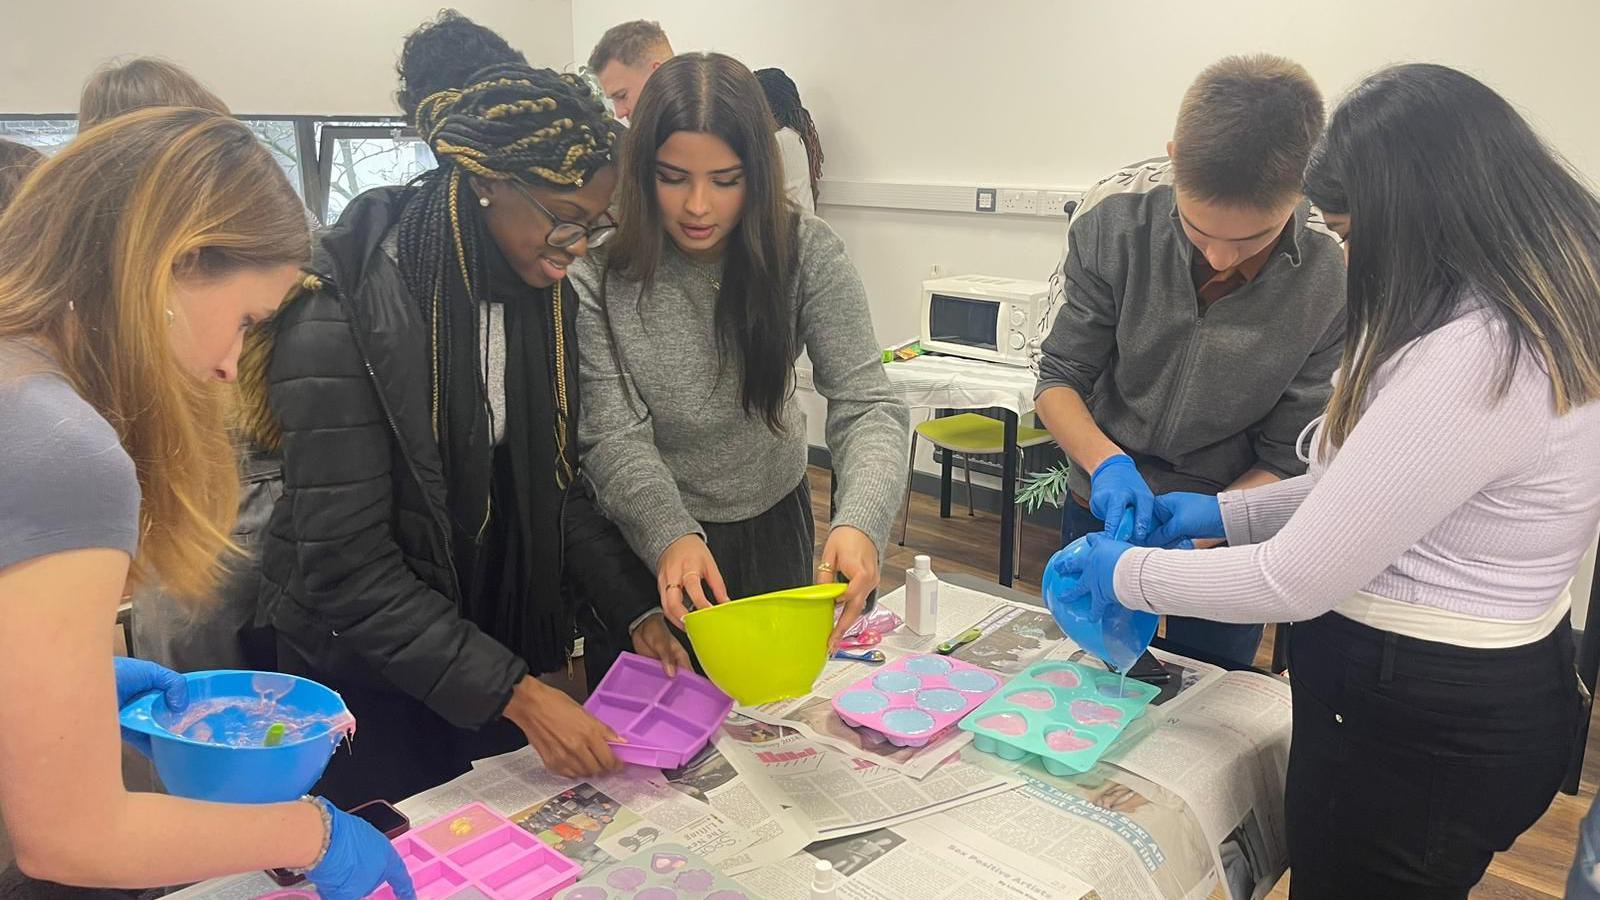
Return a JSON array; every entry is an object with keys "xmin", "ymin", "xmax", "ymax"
[{"xmin": 905, "ymin": 554, "xmax": 939, "ymax": 635}]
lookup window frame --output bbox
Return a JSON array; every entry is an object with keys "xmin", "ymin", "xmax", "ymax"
[{"xmin": 0, "ymin": 113, "xmax": 419, "ymax": 226}]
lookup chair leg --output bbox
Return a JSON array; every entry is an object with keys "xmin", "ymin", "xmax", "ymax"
[
  {"xmin": 962, "ymin": 453, "xmax": 975, "ymax": 517},
  {"xmin": 898, "ymin": 432, "xmax": 918, "ymax": 546},
  {"xmin": 1014, "ymin": 504, "xmax": 1024, "ymax": 577}
]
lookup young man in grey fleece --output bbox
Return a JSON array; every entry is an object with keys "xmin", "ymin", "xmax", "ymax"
[{"xmin": 1033, "ymin": 54, "xmax": 1346, "ymax": 667}]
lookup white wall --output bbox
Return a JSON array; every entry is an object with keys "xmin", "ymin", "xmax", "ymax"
[
  {"xmin": 0, "ymin": 0, "xmax": 573, "ymax": 115},
  {"xmin": 573, "ymin": 0, "xmax": 1600, "ymax": 355}
]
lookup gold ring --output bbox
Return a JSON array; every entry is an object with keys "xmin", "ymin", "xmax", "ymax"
[
  {"xmin": 666, "ymin": 583, "xmax": 682, "ymax": 592},
  {"xmin": 817, "ymin": 562, "xmax": 833, "ymax": 572},
  {"xmin": 683, "ymin": 570, "xmax": 700, "ymax": 581}
]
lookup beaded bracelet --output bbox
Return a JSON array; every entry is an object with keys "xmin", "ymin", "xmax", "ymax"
[{"xmin": 297, "ymin": 795, "xmax": 334, "ymax": 873}]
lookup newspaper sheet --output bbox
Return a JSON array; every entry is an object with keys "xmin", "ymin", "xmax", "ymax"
[
  {"xmin": 740, "ymin": 586, "xmax": 1059, "ymax": 778},
  {"xmin": 1109, "ymin": 670, "xmax": 1294, "ymax": 900},
  {"xmin": 736, "ymin": 749, "xmax": 1226, "ymax": 900},
  {"xmin": 716, "ymin": 719, "xmax": 1020, "ymax": 841}
]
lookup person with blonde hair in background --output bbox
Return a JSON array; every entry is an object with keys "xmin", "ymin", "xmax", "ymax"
[
  {"xmin": 78, "ymin": 56, "xmax": 229, "ymax": 128},
  {"xmin": 0, "ymin": 107, "xmax": 411, "ymax": 898},
  {"xmin": 587, "ymin": 19, "xmax": 673, "ymax": 121}
]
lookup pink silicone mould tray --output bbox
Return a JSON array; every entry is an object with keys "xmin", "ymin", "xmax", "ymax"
[
  {"xmin": 830, "ymin": 653, "xmax": 1003, "ymax": 746},
  {"xmin": 366, "ymin": 803, "xmax": 580, "ymax": 900},
  {"xmin": 584, "ymin": 652, "xmax": 734, "ymax": 769}
]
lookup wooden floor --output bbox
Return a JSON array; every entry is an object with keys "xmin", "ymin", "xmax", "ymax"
[{"xmin": 836, "ymin": 466, "xmax": 1593, "ymax": 899}]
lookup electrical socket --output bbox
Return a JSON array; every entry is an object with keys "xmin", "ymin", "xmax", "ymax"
[
  {"xmin": 997, "ymin": 189, "xmax": 1039, "ymax": 215},
  {"xmin": 1037, "ymin": 191, "xmax": 1074, "ymax": 217},
  {"xmin": 975, "ymin": 188, "xmax": 997, "ymax": 213}
]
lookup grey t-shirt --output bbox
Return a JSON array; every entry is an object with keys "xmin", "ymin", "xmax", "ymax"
[{"xmin": 0, "ymin": 339, "xmax": 140, "ymax": 571}]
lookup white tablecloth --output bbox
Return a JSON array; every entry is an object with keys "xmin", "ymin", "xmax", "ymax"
[{"xmin": 801, "ymin": 353, "xmax": 1038, "ymax": 417}]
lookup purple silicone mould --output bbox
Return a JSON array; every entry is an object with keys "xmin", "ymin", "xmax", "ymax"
[
  {"xmin": 584, "ymin": 652, "xmax": 734, "ymax": 769},
  {"xmin": 361, "ymin": 805, "xmax": 580, "ymax": 900},
  {"xmin": 830, "ymin": 653, "xmax": 1003, "ymax": 747}
]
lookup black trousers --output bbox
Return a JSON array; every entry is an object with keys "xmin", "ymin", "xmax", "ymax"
[
  {"xmin": 276, "ymin": 640, "xmax": 526, "ymax": 810},
  {"xmin": 1284, "ymin": 611, "xmax": 1582, "ymax": 899},
  {"xmin": 702, "ymin": 476, "xmax": 817, "ymax": 601},
  {"xmin": 659, "ymin": 476, "xmax": 817, "ymax": 621}
]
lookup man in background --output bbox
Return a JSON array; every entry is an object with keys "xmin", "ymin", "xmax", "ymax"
[
  {"xmin": 1033, "ymin": 55, "xmax": 1346, "ymax": 667},
  {"xmin": 587, "ymin": 19, "xmax": 673, "ymax": 121}
]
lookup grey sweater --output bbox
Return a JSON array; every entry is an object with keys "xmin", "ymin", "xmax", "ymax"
[
  {"xmin": 1034, "ymin": 160, "xmax": 1347, "ymax": 500},
  {"xmin": 570, "ymin": 212, "xmax": 910, "ymax": 570}
]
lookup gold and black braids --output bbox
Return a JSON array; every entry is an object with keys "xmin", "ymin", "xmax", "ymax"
[{"xmin": 395, "ymin": 62, "xmax": 623, "ymax": 472}]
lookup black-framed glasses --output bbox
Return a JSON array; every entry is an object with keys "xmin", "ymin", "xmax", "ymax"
[{"xmin": 509, "ymin": 180, "xmax": 617, "ymax": 249}]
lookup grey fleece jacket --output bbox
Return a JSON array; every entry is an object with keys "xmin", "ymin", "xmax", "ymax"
[
  {"xmin": 1034, "ymin": 159, "xmax": 1347, "ymax": 500},
  {"xmin": 570, "ymin": 211, "xmax": 910, "ymax": 570}
]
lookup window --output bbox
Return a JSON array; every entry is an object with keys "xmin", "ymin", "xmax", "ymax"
[
  {"xmin": 0, "ymin": 114, "xmax": 435, "ymax": 224},
  {"xmin": 317, "ymin": 123, "xmax": 435, "ymax": 223},
  {"xmin": 242, "ymin": 119, "xmax": 308, "ymax": 199},
  {"xmin": 0, "ymin": 118, "xmax": 77, "ymax": 153}
]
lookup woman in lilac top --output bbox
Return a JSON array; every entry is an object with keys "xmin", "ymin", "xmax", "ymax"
[{"xmin": 1062, "ymin": 64, "xmax": 1600, "ymax": 899}]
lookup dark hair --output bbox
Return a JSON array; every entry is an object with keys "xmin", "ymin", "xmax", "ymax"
[
  {"xmin": 1305, "ymin": 63, "xmax": 1600, "ymax": 450},
  {"xmin": 609, "ymin": 53, "xmax": 797, "ymax": 433},
  {"xmin": 1172, "ymin": 54, "xmax": 1324, "ymax": 209},
  {"xmin": 0, "ymin": 140, "xmax": 44, "ymax": 213},
  {"xmin": 755, "ymin": 68, "xmax": 823, "ymax": 204},
  {"xmin": 79, "ymin": 57, "xmax": 229, "ymax": 128},
  {"xmin": 395, "ymin": 9, "xmax": 527, "ymax": 120},
  {"xmin": 393, "ymin": 11, "xmax": 623, "ymax": 472},
  {"xmin": 587, "ymin": 19, "xmax": 672, "ymax": 73}
]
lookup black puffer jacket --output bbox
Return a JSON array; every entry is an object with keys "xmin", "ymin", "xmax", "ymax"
[{"xmin": 247, "ymin": 187, "xmax": 655, "ymax": 729}]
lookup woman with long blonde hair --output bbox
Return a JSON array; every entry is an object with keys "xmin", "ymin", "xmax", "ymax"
[
  {"xmin": 1059, "ymin": 64, "xmax": 1599, "ymax": 897},
  {"xmin": 0, "ymin": 107, "xmax": 411, "ymax": 898}
]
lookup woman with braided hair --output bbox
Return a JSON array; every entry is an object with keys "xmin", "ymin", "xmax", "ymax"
[
  {"xmin": 754, "ymin": 67, "xmax": 823, "ymax": 212},
  {"xmin": 242, "ymin": 11, "xmax": 687, "ymax": 803},
  {"xmin": 571, "ymin": 53, "xmax": 908, "ymax": 650}
]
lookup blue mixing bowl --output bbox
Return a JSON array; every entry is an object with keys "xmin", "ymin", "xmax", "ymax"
[
  {"xmin": 1041, "ymin": 517, "xmax": 1159, "ymax": 672},
  {"xmin": 119, "ymin": 670, "xmax": 351, "ymax": 803}
]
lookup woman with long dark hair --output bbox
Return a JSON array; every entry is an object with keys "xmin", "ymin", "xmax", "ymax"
[
  {"xmin": 570, "ymin": 53, "xmax": 907, "ymax": 646},
  {"xmin": 241, "ymin": 12, "xmax": 687, "ymax": 802},
  {"xmin": 1059, "ymin": 63, "xmax": 1599, "ymax": 898}
]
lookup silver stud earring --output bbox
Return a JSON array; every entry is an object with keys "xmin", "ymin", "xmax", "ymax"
[
  {"xmin": 479, "ymin": 196, "xmax": 491, "ymax": 208},
  {"xmin": 166, "ymin": 308, "xmax": 175, "ymax": 325}
]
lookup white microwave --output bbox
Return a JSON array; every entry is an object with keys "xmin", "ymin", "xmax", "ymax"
[{"xmin": 919, "ymin": 274, "xmax": 1051, "ymax": 367}]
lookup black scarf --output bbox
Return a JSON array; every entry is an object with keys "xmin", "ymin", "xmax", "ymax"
[{"xmin": 433, "ymin": 237, "xmax": 576, "ymax": 673}]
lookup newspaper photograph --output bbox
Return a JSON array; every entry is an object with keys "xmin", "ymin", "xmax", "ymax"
[
  {"xmin": 948, "ymin": 604, "xmax": 1065, "ymax": 675},
  {"xmin": 717, "ymin": 725, "xmax": 1020, "ymax": 840}
]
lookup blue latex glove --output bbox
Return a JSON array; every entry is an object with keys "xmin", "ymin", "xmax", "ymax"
[
  {"xmin": 1089, "ymin": 455, "xmax": 1156, "ymax": 543},
  {"xmin": 1147, "ymin": 492, "xmax": 1225, "ymax": 548},
  {"xmin": 1051, "ymin": 532, "xmax": 1136, "ymax": 621},
  {"xmin": 113, "ymin": 657, "xmax": 188, "ymax": 758},
  {"xmin": 307, "ymin": 798, "xmax": 417, "ymax": 900}
]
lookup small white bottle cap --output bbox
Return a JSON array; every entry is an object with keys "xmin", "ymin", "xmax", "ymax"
[
  {"xmin": 811, "ymin": 858, "xmax": 835, "ymax": 894},
  {"xmin": 913, "ymin": 554, "xmax": 931, "ymax": 574}
]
